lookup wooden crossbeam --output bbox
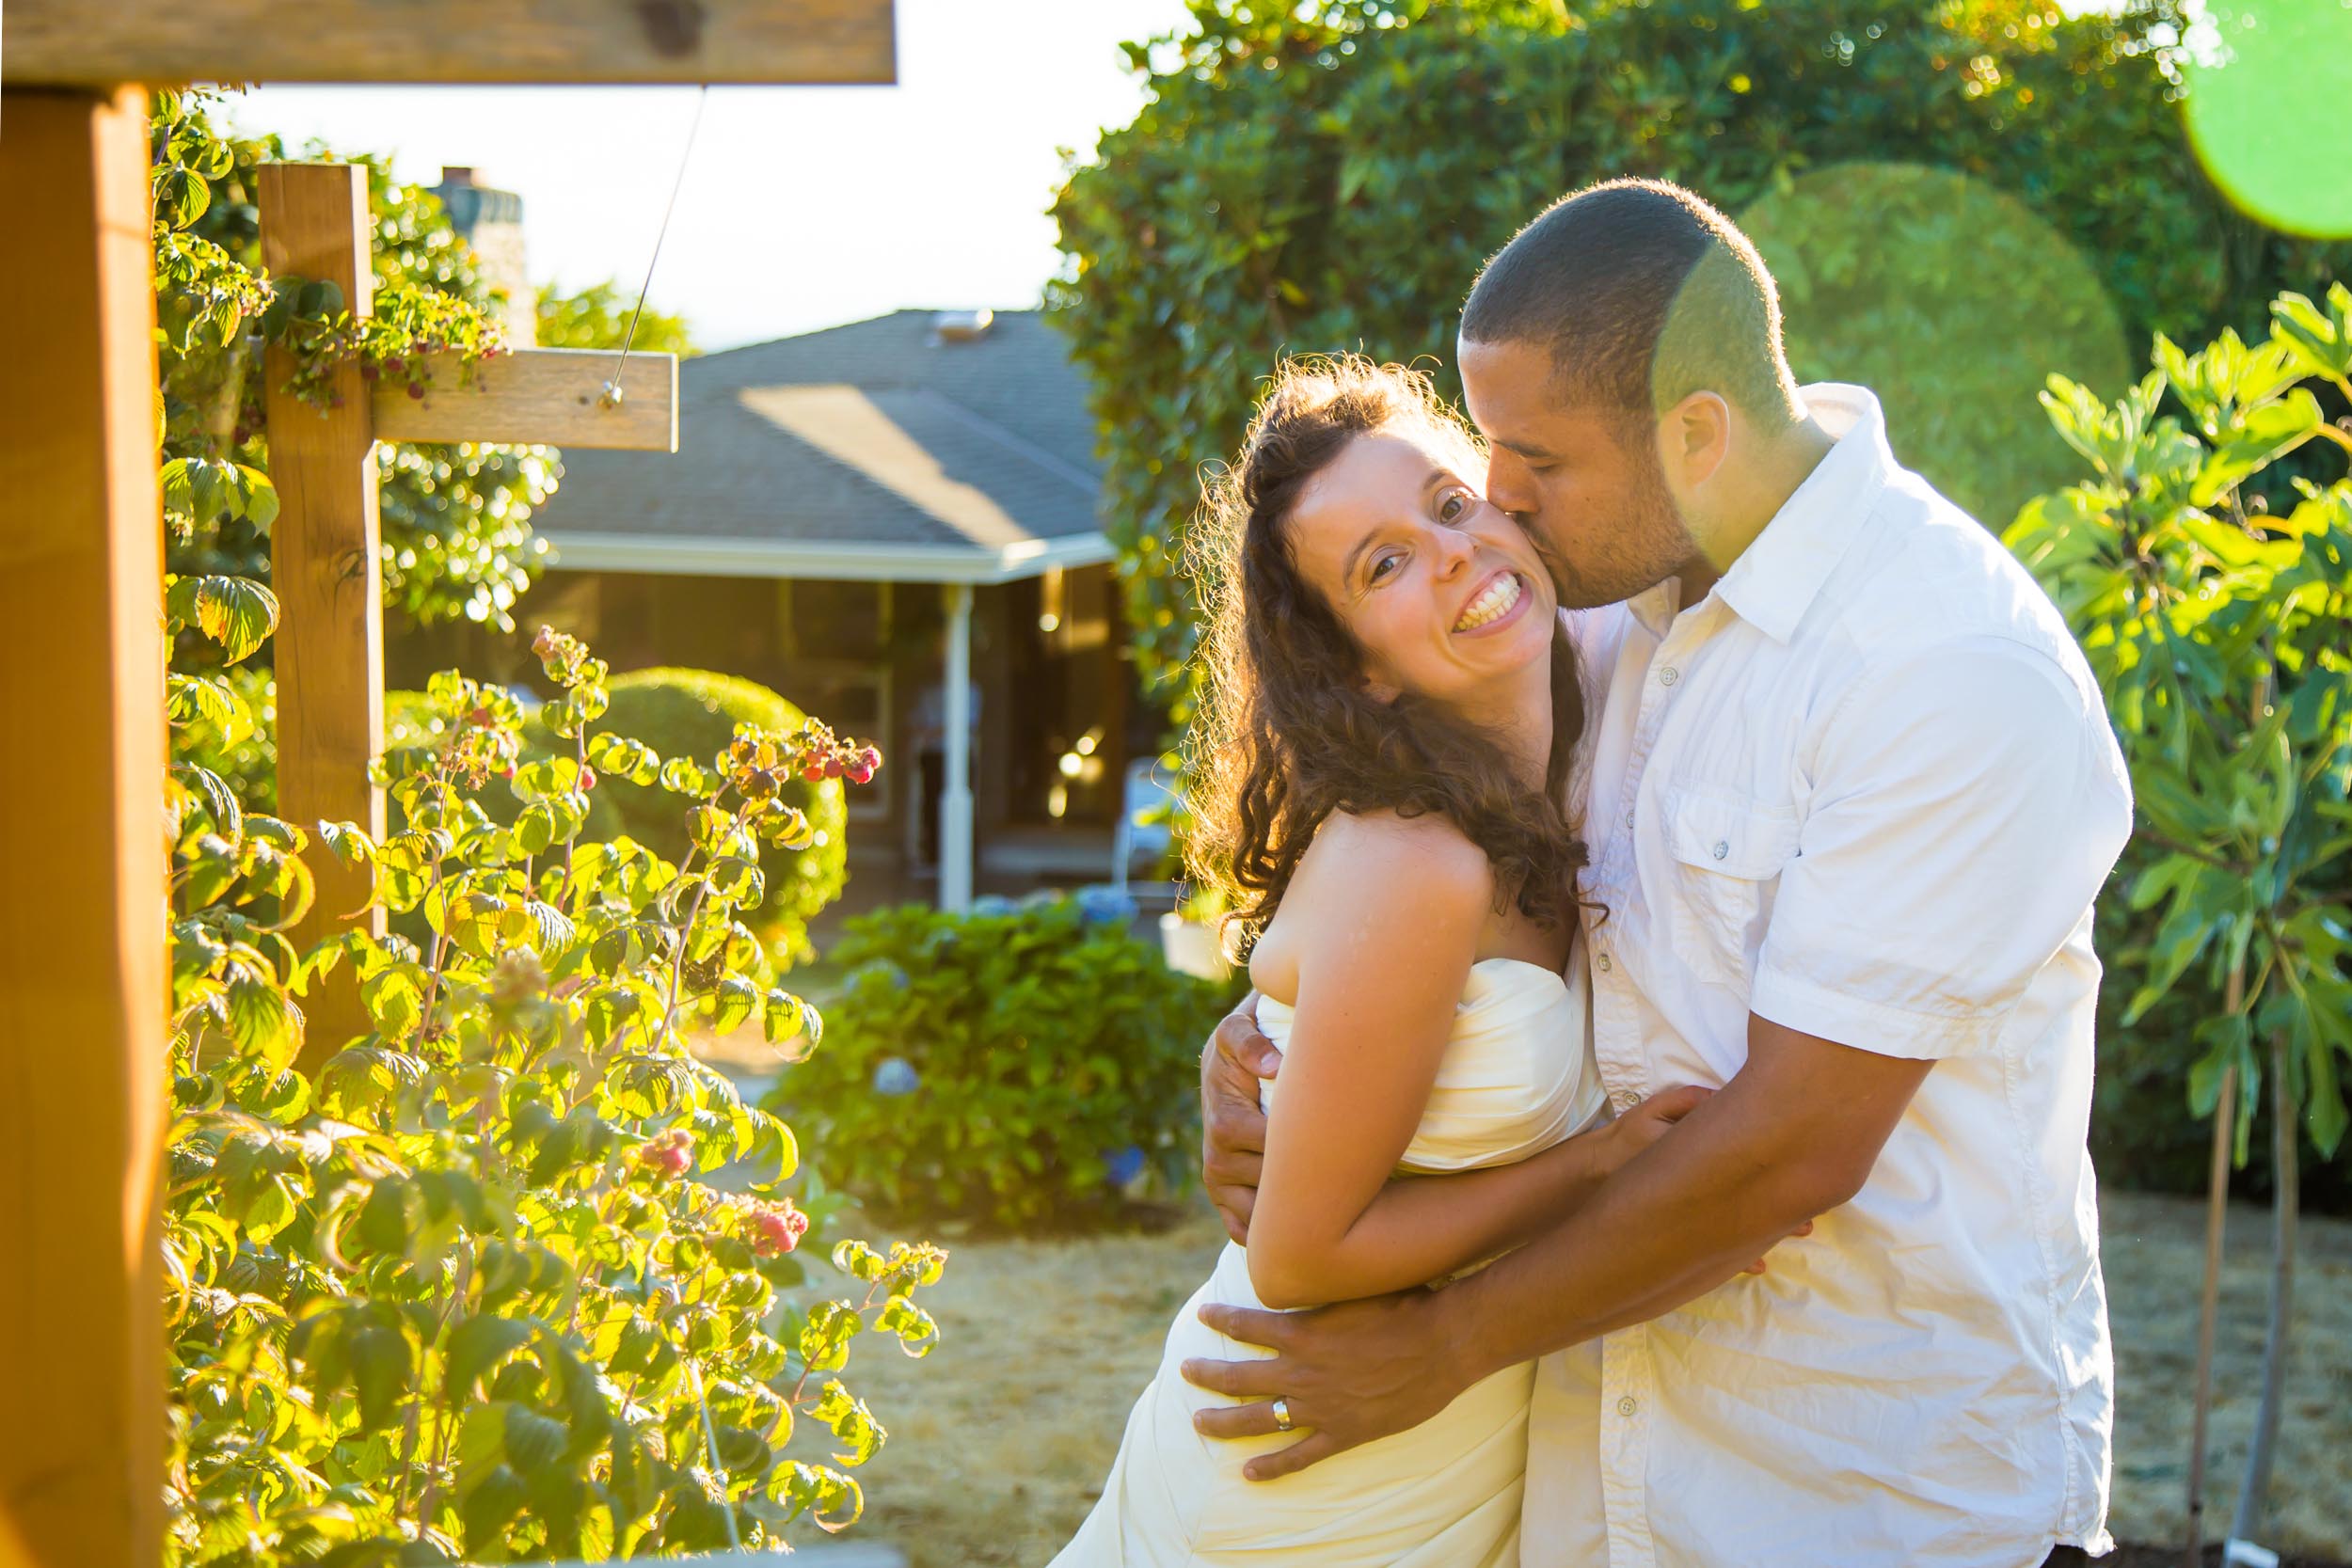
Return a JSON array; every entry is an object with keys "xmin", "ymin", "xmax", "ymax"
[
  {"xmin": 0, "ymin": 85, "xmax": 168, "ymax": 1568},
  {"xmin": 1, "ymin": 0, "xmax": 896, "ymax": 86},
  {"xmin": 375, "ymin": 348, "xmax": 679, "ymax": 451}
]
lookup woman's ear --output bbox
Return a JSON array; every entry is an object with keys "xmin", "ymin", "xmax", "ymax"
[{"xmin": 1359, "ymin": 673, "xmax": 1402, "ymax": 705}]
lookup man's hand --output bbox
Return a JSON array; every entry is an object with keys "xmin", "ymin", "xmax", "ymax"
[
  {"xmin": 1200, "ymin": 996, "xmax": 1280, "ymax": 1243},
  {"xmin": 1182, "ymin": 1290, "xmax": 1463, "ymax": 1481}
]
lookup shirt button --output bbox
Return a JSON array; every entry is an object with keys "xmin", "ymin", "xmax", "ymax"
[
  {"xmin": 1596, "ymin": 953, "xmax": 1613, "ymax": 974},
  {"xmin": 1623, "ymin": 810, "xmax": 1635, "ymax": 830},
  {"xmin": 1617, "ymin": 1396, "xmax": 1640, "ymax": 1418},
  {"xmin": 1711, "ymin": 841, "xmax": 1729, "ymax": 861},
  {"xmin": 1659, "ymin": 667, "xmax": 1679, "ymax": 687}
]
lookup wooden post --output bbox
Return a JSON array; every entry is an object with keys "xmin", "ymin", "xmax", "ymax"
[
  {"xmin": 259, "ymin": 162, "xmax": 387, "ymax": 1059},
  {"xmin": 0, "ymin": 85, "xmax": 167, "ymax": 1568}
]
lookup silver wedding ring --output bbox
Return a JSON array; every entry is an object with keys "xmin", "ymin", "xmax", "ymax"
[{"xmin": 1271, "ymin": 1397, "xmax": 1295, "ymax": 1433}]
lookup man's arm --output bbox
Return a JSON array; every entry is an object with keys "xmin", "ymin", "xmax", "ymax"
[{"xmin": 1184, "ymin": 1013, "xmax": 1926, "ymax": 1478}]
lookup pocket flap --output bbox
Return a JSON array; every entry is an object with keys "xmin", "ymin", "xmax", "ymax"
[{"xmin": 1663, "ymin": 788, "xmax": 1800, "ymax": 880}]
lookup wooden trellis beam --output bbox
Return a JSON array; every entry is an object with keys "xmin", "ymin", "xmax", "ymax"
[{"xmin": 1, "ymin": 0, "xmax": 897, "ymax": 86}]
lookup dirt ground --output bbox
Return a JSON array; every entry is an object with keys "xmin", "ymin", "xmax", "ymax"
[{"xmin": 824, "ymin": 1190, "xmax": 2352, "ymax": 1568}]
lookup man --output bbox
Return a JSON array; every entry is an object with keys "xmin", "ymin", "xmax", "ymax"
[{"xmin": 1185, "ymin": 179, "xmax": 2132, "ymax": 1567}]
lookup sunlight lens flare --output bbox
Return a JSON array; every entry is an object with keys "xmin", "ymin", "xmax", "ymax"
[
  {"xmin": 1732, "ymin": 163, "xmax": 2132, "ymax": 529},
  {"xmin": 2183, "ymin": 0, "xmax": 2352, "ymax": 238}
]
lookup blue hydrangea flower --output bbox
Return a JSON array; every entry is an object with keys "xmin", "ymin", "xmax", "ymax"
[
  {"xmin": 1104, "ymin": 1144, "xmax": 1147, "ymax": 1187},
  {"xmin": 970, "ymin": 895, "xmax": 1017, "ymax": 917},
  {"xmin": 871, "ymin": 1057, "xmax": 920, "ymax": 1097},
  {"xmin": 1075, "ymin": 886, "xmax": 1138, "ymax": 927}
]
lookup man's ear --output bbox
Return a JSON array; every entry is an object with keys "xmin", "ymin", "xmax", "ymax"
[{"xmin": 1660, "ymin": 391, "xmax": 1731, "ymax": 493}]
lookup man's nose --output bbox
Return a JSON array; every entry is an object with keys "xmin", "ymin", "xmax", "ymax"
[{"xmin": 1484, "ymin": 463, "xmax": 1535, "ymax": 520}]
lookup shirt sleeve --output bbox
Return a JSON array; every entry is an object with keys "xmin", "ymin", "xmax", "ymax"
[{"xmin": 1749, "ymin": 635, "xmax": 2133, "ymax": 1059}]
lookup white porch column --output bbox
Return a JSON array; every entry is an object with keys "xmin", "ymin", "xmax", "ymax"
[{"xmin": 939, "ymin": 582, "xmax": 975, "ymax": 911}]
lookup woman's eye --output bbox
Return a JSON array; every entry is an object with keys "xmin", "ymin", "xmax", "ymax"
[
  {"xmin": 1438, "ymin": 490, "xmax": 1470, "ymax": 525},
  {"xmin": 1369, "ymin": 551, "xmax": 1403, "ymax": 583}
]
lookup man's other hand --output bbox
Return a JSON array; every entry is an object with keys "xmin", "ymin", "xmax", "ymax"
[{"xmin": 1201, "ymin": 996, "xmax": 1279, "ymax": 1243}]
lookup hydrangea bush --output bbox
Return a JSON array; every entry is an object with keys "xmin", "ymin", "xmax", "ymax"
[{"xmin": 769, "ymin": 894, "xmax": 1241, "ymax": 1230}]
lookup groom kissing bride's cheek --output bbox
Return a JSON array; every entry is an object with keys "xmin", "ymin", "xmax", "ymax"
[{"xmin": 1047, "ymin": 178, "xmax": 2133, "ymax": 1568}]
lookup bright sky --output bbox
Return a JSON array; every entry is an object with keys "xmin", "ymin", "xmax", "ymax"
[{"xmin": 224, "ymin": 0, "xmax": 1194, "ymax": 351}]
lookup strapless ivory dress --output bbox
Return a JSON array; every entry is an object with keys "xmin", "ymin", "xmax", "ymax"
[{"xmin": 1048, "ymin": 958, "xmax": 1606, "ymax": 1567}]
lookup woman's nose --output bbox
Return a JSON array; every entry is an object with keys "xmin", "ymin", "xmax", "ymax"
[{"xmin": 1431, "ymin": 523, "xmax": 1475, "ymax": 576}]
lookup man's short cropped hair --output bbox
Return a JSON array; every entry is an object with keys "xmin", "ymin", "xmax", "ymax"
[{"xmin": 1461, "ymin": 178, "xmax": 1799, "ymax": 424}]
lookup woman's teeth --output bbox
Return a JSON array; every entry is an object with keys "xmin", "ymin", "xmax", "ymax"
[{"xmin": 1454, "ymin": 573, "xmax": 1522, "ymax": 632}]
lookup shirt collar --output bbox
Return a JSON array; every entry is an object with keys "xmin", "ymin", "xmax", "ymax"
[{"xmin": 1707, "ymin": 383, "xmax": 1892, "ymax": 645}]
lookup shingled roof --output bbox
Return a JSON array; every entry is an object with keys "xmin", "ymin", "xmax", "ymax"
[{"xmin": 533, "ymin": 309, "xmax": 1111, "ymax": 583}]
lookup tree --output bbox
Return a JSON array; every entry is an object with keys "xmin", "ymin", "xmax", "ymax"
[
  {"xmin": 1050, "ymin": 0, "xmax": 2352, "ymax": 712},
  {"xmin": 2007, "ymin": 285, "xmax": 2352, "ymax": 1549},
  {"xmin": 537, "ymin": 277, "xmax": 698, "ymax": 356}
]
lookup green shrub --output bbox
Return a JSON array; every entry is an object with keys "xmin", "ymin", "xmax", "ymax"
[
  {"xmin": 542, "ymin": 668, "xmax": 851, "ymax": 970},
  {"xmin": 768, "ymin": 894, "xmax": 1242, "ymax": 1228}
]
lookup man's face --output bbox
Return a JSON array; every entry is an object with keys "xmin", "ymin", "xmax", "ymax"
[{"xmin": 1457, "ymin": 336, "xmax": 1697, "ymax": 610}]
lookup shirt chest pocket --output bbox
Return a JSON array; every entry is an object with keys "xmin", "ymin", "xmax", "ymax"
[{"xmin": 1661, "ymin": 787, "xmax": 1802, "ymax": 987}]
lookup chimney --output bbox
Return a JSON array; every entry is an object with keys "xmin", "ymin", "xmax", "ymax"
[{"xmin": 430, "ymin": 166, "xmax": 535, "ymax": 348}]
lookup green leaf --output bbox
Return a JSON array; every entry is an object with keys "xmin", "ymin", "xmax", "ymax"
[
  {"xmin": 444, "ymin": 1314, "xmax": 535, "ymax": 1402},
  {"xmin": 188, "ymin": 575, "xmax": 280, "ymax": 664},
  {"xmin": 502, "ymin": 1404, "xmax": 568, "ymax": 1479},
  {"xmin": 225, "ymin": 974, "xmax": 303, "ymax": 1071},
  {"xmin": 349, "ymin": 1323, "xmax": 414, "ymax": 1433}
]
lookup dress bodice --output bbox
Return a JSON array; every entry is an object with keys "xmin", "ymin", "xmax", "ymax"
[{"xmin": 1254, "ymin": 956, "xmax": 1607, "ymax": 1174}]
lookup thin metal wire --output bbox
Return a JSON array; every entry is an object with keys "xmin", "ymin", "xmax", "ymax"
[{"xmin": 603, "ymin": 83, "xmax": 708, "ymax": 406}]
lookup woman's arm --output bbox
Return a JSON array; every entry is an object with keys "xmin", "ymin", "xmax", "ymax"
[
  {"xmin": 1244, "ymin": 811, "xmax": 1661, "ymax": 1309},
  {"xmin": 1249, "ymin": 1091, "xmax": 1708, "ymax": 1308}
]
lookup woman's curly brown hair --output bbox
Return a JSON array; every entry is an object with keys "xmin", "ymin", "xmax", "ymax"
[{"xmin": 1185, "ymin": 356, "xmax": 1589, "ymax": 958}]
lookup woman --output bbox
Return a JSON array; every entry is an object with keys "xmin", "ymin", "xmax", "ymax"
[{"xmin": 1049, "ymin": 357, "xmax": 1703, "ymax": 1566}]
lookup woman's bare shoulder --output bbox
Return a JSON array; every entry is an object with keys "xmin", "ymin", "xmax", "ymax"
[
  {"xmin": 1294, "ymin": 809, "xmax": 1492, "ymax": 916},
  {"xmin": 1249, "ymin": 812, "xmax": 1494, "ymax": 1001}
]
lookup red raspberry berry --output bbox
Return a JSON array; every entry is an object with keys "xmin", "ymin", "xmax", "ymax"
[
  {"xmin": 634, "ymin": 1129, "xmax": 692, "ymax": 1180},
  {"xmin": 467, "ymin": 705, "xmax": 494, "ymax": 726},
  {"xmin": 822, "ymin": 757, "xmax": 843, "ymax": 780},
  {"xmin": 802, "ymin": 764, "xmax": 827, "ymax": 783},
  {"xmin": 406, "ymin": 382, "xmax": 425, "ymax": 400},
  {"xmin": 744, "ymin": 1201, "xmax": 807, "ymax": 1258},
  {"xmin": 578, "ymin": 766, "xmax": 597, "ymax": 791}
]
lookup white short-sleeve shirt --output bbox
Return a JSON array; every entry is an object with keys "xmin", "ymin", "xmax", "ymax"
[{"xmin": 1523, "ymin": 385, "xmax": 2133, "ymax": 1568}]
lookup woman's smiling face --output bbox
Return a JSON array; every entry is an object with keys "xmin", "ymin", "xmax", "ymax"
[{"xmin": 1282, "ymin": 421, "xmax": 1559, "ymax": 714}]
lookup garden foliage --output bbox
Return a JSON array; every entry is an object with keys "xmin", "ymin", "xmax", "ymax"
[
  {"xmin": 1052, "ymin": 0, "xmax": 2352, "ymax": 709},
  {"xmin": 154, "ymin": 89, "xmax": 557, "ymax": 649},
  {"xmin": 770, "ymin": 895, "xmax": 1242, "ymax": 1229},
  {"xmin": 167, "ymin": 622, "xmax": 935, "ymax": 1562},
  {"xmin": 570, "ymin": 671, "xmax": 854, "ymax": 972},
  {"xmin": 2006, "ymin": 286, "xmax": 2352, "ymax": 1167},
  {"xmin": 155, "ymin": 90, "xmax": 937, "ymax": 1563}
]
